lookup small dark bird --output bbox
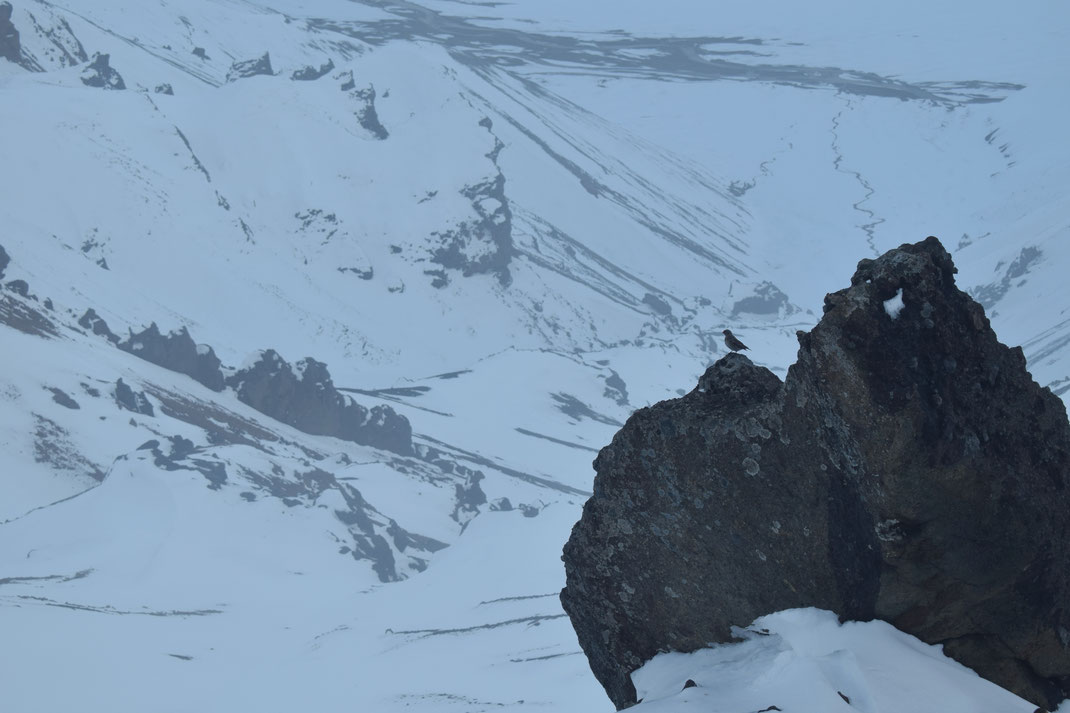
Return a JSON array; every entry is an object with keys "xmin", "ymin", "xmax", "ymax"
[{"xmin": 723, "ymin": 329, "xmax": 750, "ymax": 352}]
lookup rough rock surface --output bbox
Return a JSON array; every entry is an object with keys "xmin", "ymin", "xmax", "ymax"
[
  {"xmin": 226, "ymin": 350, "xmax": 414, "ymax": 456},
  {"xmin": 0, "ymin": 243, "xmax": 9, "ymax": 278},
  {"xmin": 118, "ymin": 323, "xmax": 225, "ymax": 391},
  {"xmin": 80, "ymin": 53, "xmax": 125, "ymax": 89},
  {"xmin": 561, "ymin": 237, "xmax": 1070, "ymax": 710}
]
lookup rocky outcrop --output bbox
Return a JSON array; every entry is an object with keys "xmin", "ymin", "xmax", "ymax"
[
  {"xmin": 430, "ymin": 174, "xmax": 514, "ymax": 287},
  {"xmin": 118, "ymin": 323, "xmax": 225, "ymax": 391},
  {"xmin": 349, "ymin": 84, "xmax": 388, "ymax": 139},
  {"xmin": 291, "ymin": 59, "xmax": 334, "ymax": 81},
  {"xmin": 226, "ymin": 350, "xmax": 414, "ymax": 455},
  {"xmin": 226, "ymin": 52, "xmax": 272, "ymax": 82},
  {"xmin": 80, "ymin": 53, "xmax": 125, "ymax": 90},
  {"xmin": 78, "ymin": 308, "xmax": 119, "ymax": 343},
  {"xmin": 561, "ymin": 237, "xmax": 1070, "ymax": 710},
  {"xmin": 0, "ymin": 2, "xmax": 19, "ymax": 65},
  {"xmin": 428, "ymin": 118, "xmax": 513, "ymax": 287},
  {"xmin": 0, "ymin": 243, "xmax": 9, "ymax": 278},
  {"xmin": 451, "ymin": 470, "xmax": 487, "ymax": 528},
  {"xmin": 114, "ymin": 378, "xmax": 154, "ymax": 416}
]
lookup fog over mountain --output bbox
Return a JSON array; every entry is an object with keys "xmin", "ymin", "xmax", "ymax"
[{"xmin": 1, "ymin": 1, "xmax": 1067, "ymax": 711}]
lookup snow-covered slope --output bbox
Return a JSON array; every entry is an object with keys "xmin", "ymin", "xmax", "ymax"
[{"xmin": 1, "ymin": 0, "xmax": 1068, "ymax": 710}]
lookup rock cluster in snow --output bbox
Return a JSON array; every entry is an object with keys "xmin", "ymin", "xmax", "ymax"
[
  {"xmin": 561, "ymin": 236, "xmax": 1070, "ymax": 710},
  {"xmin": 73, "ymin": 310, "xmax": 414, "ymax": 456}
]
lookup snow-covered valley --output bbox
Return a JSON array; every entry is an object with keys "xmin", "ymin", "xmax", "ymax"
[{"xmin": 1, "ymin": 0, "xmax": 1068, "ymax": 710}]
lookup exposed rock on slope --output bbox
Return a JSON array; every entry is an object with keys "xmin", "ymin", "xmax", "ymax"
[
  {"xmin": 348, "ymin": 84, "xmax": 388, "ymax": 139},
  {"xmin": 80, "ymin": 53, "xmax": 125, "ymax": 89},
  {"xmin": 118, "ymin": 323, "xmax": 224, "ymax": 391},
  {"xmin": 292, "ymin": 59, "xmax": 334, "ymax": 81},
  {"xmin": 226, "ymin": 52, "xmax": 272, "ymax": 81},
  {"xmin": 561, "ymin": 237, "xmax": 1070, "ymax": 710},
  {"xmin": 0, "ymin": 2, "xmax": 19, "ymax": 65},
  {"xmin": 227, "ymin": 350, "xmax": 414, "ymax": 456}
]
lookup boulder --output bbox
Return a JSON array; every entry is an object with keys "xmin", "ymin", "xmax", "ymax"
[{"xmin": 561, "ymin": 237, "xmax": 1070, "ymax": 710}]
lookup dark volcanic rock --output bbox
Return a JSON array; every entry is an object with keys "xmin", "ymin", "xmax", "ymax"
[
  {"xmin": 114, "ymin": 378, "xmax": 154, "ymax": 416},
  {"xmin": 429, "ymin": 172, "xmax": 514, "ymax": 287},
  {"xmin": 78, "ymin": 308, "xmax": 119, "ymax": 343},
  {"xmin": 561, "ymin": 237, "xmax": 1070, "ymax": 710},
  {"xmin": 226, "ymin": 350, "xmax": 414, "ymax": 456},
  {"xmin": 451, "ymin": 470, "xmax": 487, "ymax": 526},
  {"xmin": 226, "ymin": 52, "xmax": 272, "ymax": 82},
  {"xmin": 80, "ymin": 53, "xmax": 125, "ymax": 90},
  {"xmin": 154, "ymin": 83, "xmax": 173, "ymax": 95},
  {"xmin": 0, "ymin": 2, "xmax": 19, "ymax": 65},
  {"xmin": 350, "ymin": 84, "xmax": 388, "ymax": 139},
  {"xmin": 489, "ymin": 496, "xmax": 513, "ymax": 511},
  {"xmin": 0, "ymin": 243, "xmax": 9, "ymax": 278},
  {"xmin": 119, "ymin": 323, "xmax": 225, "ymax": 391},
  {"xmin": 48, "ymin": 387, "xmax": 80, "ymax": 409},
  {"xmin": 291, "ymin": 59, "xmax": 334, "ymax": 81},
  {"xmin": 6, "ymin": 278, "xmax": 28, "ymax": 296}
]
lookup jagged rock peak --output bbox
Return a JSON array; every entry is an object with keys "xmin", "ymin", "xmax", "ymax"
[
  {"xmin": 80, "ymin": 53, "xmax": 125, "ymax": 90},
  {"xmin": 227, "ymin": 350, "xmax": 414, "ymax": 456},
  {"xmin": 561, "ymin": 236, "xmax": 1070, "ymax": 710},
  {"xmin": 118, "ymin": 323, "xmax": 225, "ymax": 392}
]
